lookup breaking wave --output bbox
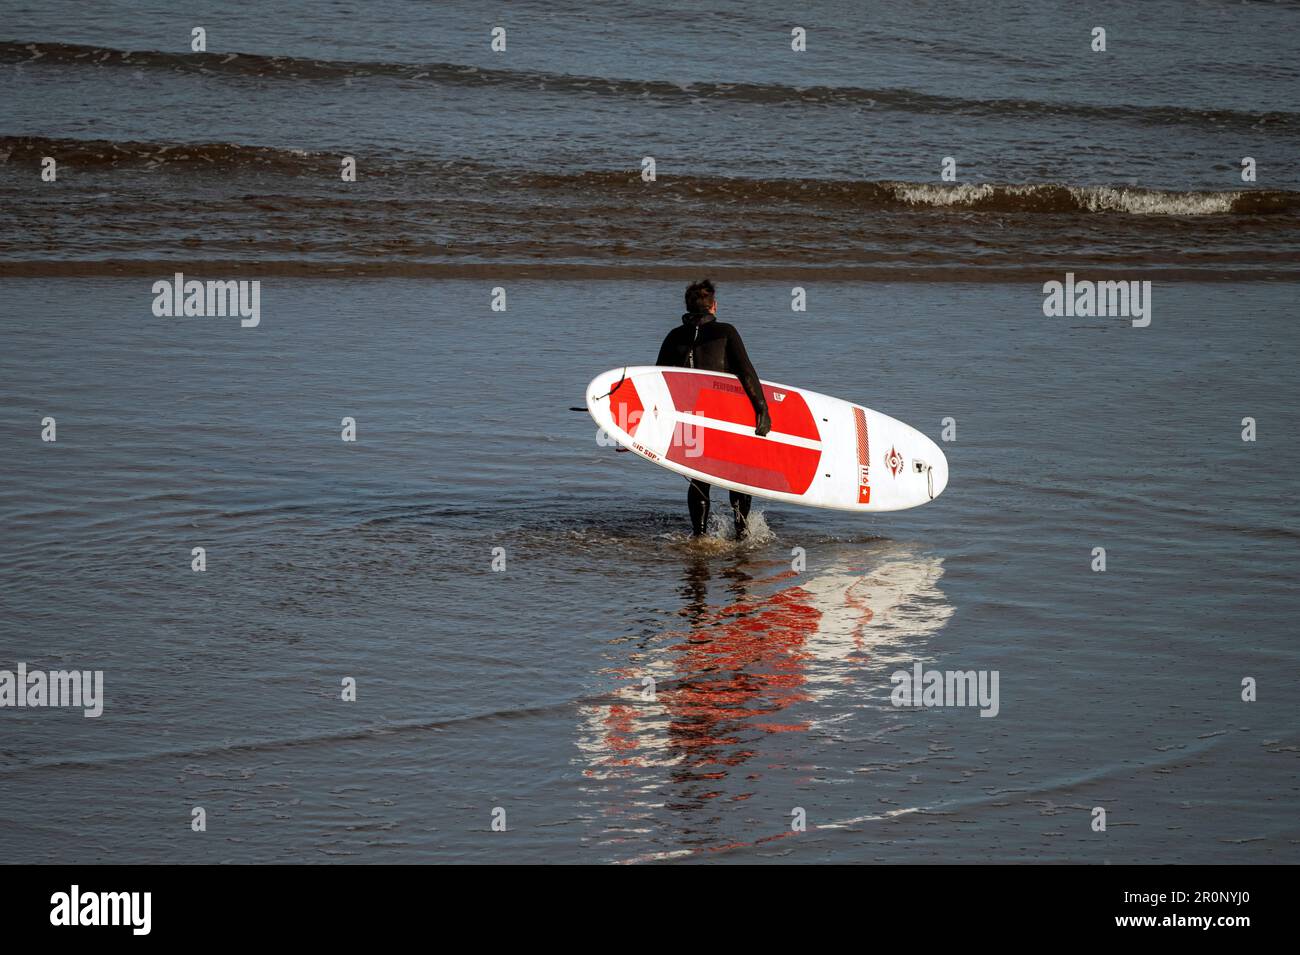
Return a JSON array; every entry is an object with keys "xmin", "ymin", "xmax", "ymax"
[{"xmin": 3, "ymin": 135, "xmax": 1295, "ymax": 217}]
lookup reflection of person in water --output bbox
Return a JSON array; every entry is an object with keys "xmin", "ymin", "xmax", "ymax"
[
  {"xmin": 677, "ymin": 557, "xmax": 713, "ymax": 626},
  {"xmin": 656, "ymin": 278, "xmax": 772, "ymax": 538},
  {"xmin": 661, "ymin": 566, "xmax": 820, "ymax": 807}
]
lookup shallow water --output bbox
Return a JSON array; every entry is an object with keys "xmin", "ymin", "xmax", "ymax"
[{"xmin": 1, "ymin": 278, "xmax": 1296, "ymax": 862}]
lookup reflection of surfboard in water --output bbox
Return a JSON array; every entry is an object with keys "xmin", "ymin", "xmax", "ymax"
[
  {"xmin": 576, "ymin": 552, "xmax": 954, "ymax": 860},
  {"xmin": 585, "ymin": 366, "xmax": 948, "ymax": 511},
  {"xmin": 576, "ymin": 552, "xmax": 953, "ymax": 776}
]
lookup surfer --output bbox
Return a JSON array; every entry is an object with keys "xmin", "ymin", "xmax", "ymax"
[{"xmin": 657, "ymin": 279, "xmax": 772, "ymax": 538}]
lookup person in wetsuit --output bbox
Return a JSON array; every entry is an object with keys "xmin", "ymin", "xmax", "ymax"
[{"xmin": 656, "ymin": 278, "xmax": 772, "ymax": 538}]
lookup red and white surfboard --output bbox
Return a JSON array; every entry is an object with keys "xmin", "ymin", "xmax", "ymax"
[{"xmin": 585, "ymin": 366, "xmax": 948, "ymax": 512}]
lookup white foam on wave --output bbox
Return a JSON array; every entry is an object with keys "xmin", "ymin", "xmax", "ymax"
[
  {"xmin": 1070, "ymin": 184, "xmax": 1239, "ymax": 215},
  {"xmin": 889, "ymin": 180, "xmax": 1242, "ymax": 215}
]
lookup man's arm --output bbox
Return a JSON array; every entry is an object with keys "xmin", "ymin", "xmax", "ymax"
[
  {"xmin": 655, "ymin": 330, "xmax": 677, "ymax": 367},
  {"xmin": 724, "ymin": 325, "xmax": 772, "ymax": 436}
]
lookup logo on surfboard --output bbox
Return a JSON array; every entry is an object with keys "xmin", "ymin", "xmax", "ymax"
[{"xmin": 885, "ymin": 446, "xmax": 904, "ymax": 477}]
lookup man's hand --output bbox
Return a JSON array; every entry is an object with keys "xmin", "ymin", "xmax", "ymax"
[{"xmin": 755, "ymin": 408, "xmax": 772, "ymax": 437}]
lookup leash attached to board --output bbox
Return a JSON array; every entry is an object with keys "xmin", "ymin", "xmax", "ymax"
[
  {"xmin": 572, "ymin": 367, "xmax": 632, "ymax": 451},
  {"xmin": 569, "ymin": 366, "xmax": 628, "ymax": 411}
]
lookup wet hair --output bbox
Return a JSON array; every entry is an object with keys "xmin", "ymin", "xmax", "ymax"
[{"xmin": 684, "ymin": 278, "xmax": 716, "ymax": 314}]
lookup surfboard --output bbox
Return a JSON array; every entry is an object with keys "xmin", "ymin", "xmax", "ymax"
[{"xmin": 585, "ymin": 366, "xmax": 948, "ymax": 512}]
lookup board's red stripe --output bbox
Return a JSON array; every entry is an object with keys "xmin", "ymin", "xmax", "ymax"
[
  {"xmin": 853, "ymin": 406, "xmax": 871, "ymax": 504},
  {"xmin": 667, "ymin": 426, "xmax": 820, "ymax": 494},
  {"xmin": 663, "ymin": 372, "xmax": 819, "ymax": 441}
]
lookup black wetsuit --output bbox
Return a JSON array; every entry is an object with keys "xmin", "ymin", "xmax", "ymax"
[{"xmin": 657, "ymin": 311, "xmax": 769, "ymax": 537}]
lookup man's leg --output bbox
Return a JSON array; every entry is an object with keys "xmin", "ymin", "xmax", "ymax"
[
  {"xmin": 729, "ymin": 490, "xmax": 752, "ymax": 538},
  {"xmin": 688, "ymin": 479, "xmax": 712, "ymax": 536}
]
